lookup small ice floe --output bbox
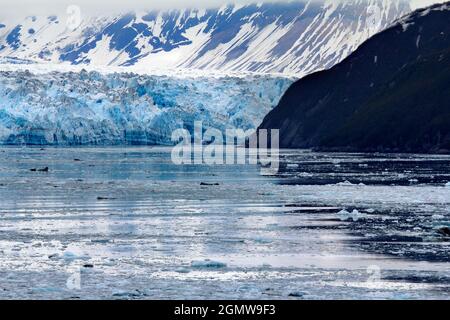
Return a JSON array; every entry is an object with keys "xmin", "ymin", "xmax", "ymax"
[
  {"xmin": 337, "ymin": 209, "xmax": 367, "ymax": 222},
  {"xmin": 288, "ymin": 291, "xmax": 305, "ymax": 298},
  {"xmin": 31, "ymin": 287, "xmax": 63, "ymax": 294},
  {"xmin": 335, "ymin": 180, "xmax": 365, "ymax": 186},
  {"xmin": 30, "ymin": 167, "xmax": 49, "ymax": 172},
  {"xmin": 336, "ymin": 180, "xmax": 354, "ymax": 186},
  {"xmin": 90, "ymin": 239, "xmax": 111, "ymax": 244},
  {"xmin": 191, "ymin": 259, "xmax": 227, "ymax": 269},
  {"xmin": 175, "ymin": 267, "xmax": 191, "ymax": 274},
  {"xmin": 97, "ymin": 196, "xmax": 117, "ymax": 201},
  {"xmin": 251, "ymin": 236, "xmax": 272, "ymax": 244},
  {"xmin": 48, "ymin": 251, "xmax": 90, "ymax": 262},
  {"xmin": 62, "ymin": 251, "xmax": 90, "ymax": 261},
  {"xmin": 200, "ymin": 182, "xmax": 220, "ymax": 186},
  {"xmin": 366, "ymin": 208, "xmax": 376, "ymax": 214},
  {"xmin": 432, "ymin": 214, "xmax": 445, "ymax": 220},
  {"xmin": 112, "ymin": 289, "xmax": 146, "ymax": 298},
  {"xmin": 445, "ymin": 182, "xmax": 450, "ymax": 187}
]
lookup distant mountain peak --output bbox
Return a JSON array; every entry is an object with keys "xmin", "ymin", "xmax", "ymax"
[{"xmin": 0, "ymin": 0, "xmax": 411, "ymax": 76}]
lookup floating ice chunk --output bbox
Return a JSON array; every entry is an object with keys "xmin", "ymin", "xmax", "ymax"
[
  {"xmin": 31, "ymin": 287, "xmax": 63, "ymax": 293},
  {"xmin": 288, "ymin": 291, "xmax": 305, "ymax": 298},
  {"xmin": 445, "ymin": 182, "xmax": 450, "ymax": 187},
  {"xmin": 175, "ymin": 267, "xmax": 191, "ymax": 273},
  {"xmin": 336, "ymin": 180, "xmax": 354, "ymax": 186},
  {"xmin": 432, "ymin": 214, "xmax": 444, "ymax": 220},
  {"xmin": 63, "ymin": 251, "xmax": 90, "ymax": 261},
  {"xmin": 335, "ymin": 180, "xmax": 365, "ymax": 186},
  {"xmin": 112, "ymin": 289, "xmax": 145, "ymax": 298},
  {"xmin": 337, "ymin": 209, "xmax": 367, "ymax": 222},
  {"xmin": 191, "ymin": 259, "xmax": 227, "ymax": 269},
  {"xmin": 48, "ymin": 251, "xmax": 90, "ymax": 262},
  {"xmin": 251, "ymin": 236, "xmax": 272, "ymax": 244}
]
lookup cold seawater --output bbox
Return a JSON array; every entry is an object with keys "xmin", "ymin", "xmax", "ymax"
[{"xmin": 0, "ymin": 147, "xmax": 449, "ymax": 299}]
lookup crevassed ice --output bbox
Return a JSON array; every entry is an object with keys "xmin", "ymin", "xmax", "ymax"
[{"xmin": 0, "ymin": 69, "xmax": 292, "ymax": 145}]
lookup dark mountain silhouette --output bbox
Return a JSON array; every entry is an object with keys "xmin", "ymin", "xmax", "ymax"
[{"xmin": 258, "ymin": 3, "xmax": 450, "ymax": 153}]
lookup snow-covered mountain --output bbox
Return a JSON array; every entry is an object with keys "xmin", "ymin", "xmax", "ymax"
[{"xmin": 0, "ymin": 0, "xmax": 410, "ymax": 76}]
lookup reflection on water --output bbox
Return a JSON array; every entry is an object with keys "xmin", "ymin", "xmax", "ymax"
[{"xmin": 0, "ymin": 147, "xmax": 448, "ymax": 299}]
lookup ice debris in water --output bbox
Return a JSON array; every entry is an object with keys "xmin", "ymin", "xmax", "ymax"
[
  {"xmin": 334, "ymin": 180, "xmax": 365, "ymax": 186},
  {"xmin": 445, "ymin": 182, "xmax": 450, "ymax": 187},
  {"xmin": 336, "ymin": 180, "xmax": 354, "ymax": 186},
  {"xmin": 288, "ymin": 291, "xmax": 305, "ymax": 298},
  {"xmin": 175, "ymin": 267, "xmax": 191, "ymax": 274},
  {"xmin": 112, "ymin": 289, "xmax": 146, "ymax": 298},
  {"xmin": 337, "ymin": 209, "xmax": 367, "ymax": 222},
  {"xmin": 191, "ymin": 259, "xmax": 227, "ymax": 269},
  {"xmin": 49, "ymin": 251, "xmax": 90, "ymax": 262}
]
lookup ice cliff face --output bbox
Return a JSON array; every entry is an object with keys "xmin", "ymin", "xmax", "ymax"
[
  {"xmin": 0, "ymin": 0, "xmax": 410, "ymax": 76},
  {"xmin": 0, "ymin": 69, "xmax": 292, "ymax": 145}
]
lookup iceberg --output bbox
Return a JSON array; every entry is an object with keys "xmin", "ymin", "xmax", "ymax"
[
  {"xmin": 337, "ymin": 209, "xmax": 368, "ymax": 222},
  {"xmin": 191, "ymin": 259, "xmax": 227, "ymax": 269}
]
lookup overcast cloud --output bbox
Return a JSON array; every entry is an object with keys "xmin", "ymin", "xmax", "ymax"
[{"xmin": 0, "ymin": 0, "xmax": 446, "ymax": 16}]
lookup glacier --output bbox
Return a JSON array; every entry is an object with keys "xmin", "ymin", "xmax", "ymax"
[
  {"xmin": 0, "ymin": 0, "xmax": 411, "ymax": 145},
  {"xmin": 0, "ymin": 68, "xmax": 292, "ymax": 145}
]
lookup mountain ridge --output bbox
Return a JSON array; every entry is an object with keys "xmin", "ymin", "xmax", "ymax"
[
  {"xmin": 0, "ymin": 1, "xmax": 410, "ymax": 76},
  {"xmin": 258, "ymin": 2, "xmax": 450, "ymax": 153}
]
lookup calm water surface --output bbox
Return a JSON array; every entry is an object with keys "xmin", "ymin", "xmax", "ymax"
[{"xmin": 0, "ymin": 147, "xmax": 449, "ymax": 299}]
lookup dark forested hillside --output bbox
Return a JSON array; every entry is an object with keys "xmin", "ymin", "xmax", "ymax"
[{"xmin": 259, "ymin": 3, "xmax": 450, "ymax": 153}]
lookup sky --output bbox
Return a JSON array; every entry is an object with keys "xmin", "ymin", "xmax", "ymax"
[{"xmin": 0, "ymin": 0, "xmax": 446, "ymax": 16}]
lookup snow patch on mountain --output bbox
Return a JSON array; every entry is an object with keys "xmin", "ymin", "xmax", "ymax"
[{"xmin": 0, "ymin": 1, "xmax": 411, "ymax": 77}]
